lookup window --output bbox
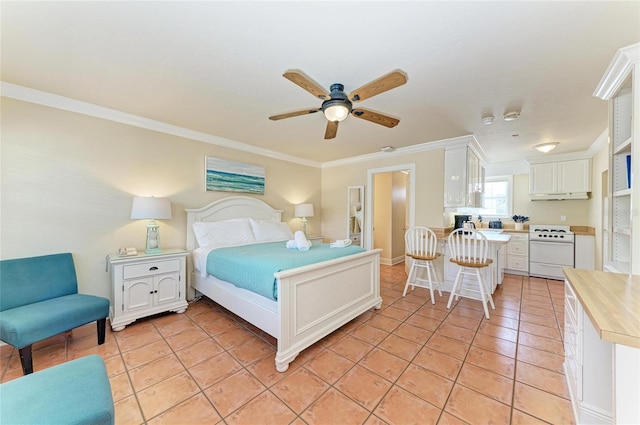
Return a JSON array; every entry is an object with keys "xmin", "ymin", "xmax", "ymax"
[{"xmin": 480, "ymin": 175, "xmax": 512, "ymax": 217}]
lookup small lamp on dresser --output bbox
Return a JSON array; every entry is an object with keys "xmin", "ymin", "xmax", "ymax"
[
  {"xmin": 130, "ymin": 196, "xmax": 172, "ymax": 254},
  {"xmin": 295, "ymin": 203, "xmax": 314, "ymax": 237}
]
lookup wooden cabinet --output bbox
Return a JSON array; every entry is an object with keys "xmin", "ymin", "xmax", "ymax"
[
  {"xmin": 529, "ymin": 159, "xmax": 591, "ymax": 197},
  {"xmin": 108, "ymin": 249, "xmax": 188, "ymax": 331},
  {"xmin": 595, "ymin": 43, "xmax": 639, "ymax": 274},
  {"xmin": 444, "ymin": 146, "xmax": 484, "ymax": 207},
  {"xmin": 504, "ymin": 232, "xmax": 529, "ymax": 275}
]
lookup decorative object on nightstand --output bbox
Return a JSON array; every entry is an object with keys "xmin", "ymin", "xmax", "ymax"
[
  {"xmin": 512, "ymin": 214, "xmax": 529, "ymax": 231},
  {"xmin": 130, "ymin": 196, "xmax": 172, "ymax": 254},
  {"xmin": 107, "ymin": 249, "xmax": 188, "ymax": 331},
  {"xmin": 295, "ymin": 203, "xmax": 314, "ymax": 236}
]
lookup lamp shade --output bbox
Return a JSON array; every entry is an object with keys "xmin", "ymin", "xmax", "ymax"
[
  {"xmin": 295, "ymin": 203, "xmax": 314, "ymax": 218},
  {"xmin": 130, "ymin": 197, "xmax": 172, "ymax": 220}
]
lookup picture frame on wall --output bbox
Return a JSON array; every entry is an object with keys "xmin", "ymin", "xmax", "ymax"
[{"xmin": 205, "ymin": 156, "xmax": 265, "ymax": 194}]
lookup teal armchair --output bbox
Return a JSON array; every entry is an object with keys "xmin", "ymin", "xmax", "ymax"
[{"xmin": 0, "ymin": 253, "xmax": 110, "ymax": 374}]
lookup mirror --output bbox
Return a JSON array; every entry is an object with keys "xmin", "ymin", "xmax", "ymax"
[{"xmin": 347, "ymin": 186, "xmax": 364, "ymax": 247}]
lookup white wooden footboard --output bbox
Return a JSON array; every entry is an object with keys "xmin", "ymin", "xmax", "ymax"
[{"xmin": 274, "ymin": 248, "xmax": 382, "ymax": 372}]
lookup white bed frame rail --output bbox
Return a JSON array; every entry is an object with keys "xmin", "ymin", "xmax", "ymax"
[{"xmin": 186, "ymin": 196, "xmax": 382, "ymax": 372}]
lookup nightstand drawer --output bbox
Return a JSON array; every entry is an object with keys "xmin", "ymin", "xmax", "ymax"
[{"xmin": 123, "ymin": 259, "xmax": 181, "ymax": 279}]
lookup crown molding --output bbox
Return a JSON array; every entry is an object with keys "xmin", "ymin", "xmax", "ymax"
[
  {"xmin": 1, "ymin": 82, "xmax": 322, "ymax": 168},
  {"xmin": 3, "ymin": 81, "xmax": 607, "ymax": 172},
  {"xmin": 594, "ymin": 43, "xmax": 640, "ymax": 100}
]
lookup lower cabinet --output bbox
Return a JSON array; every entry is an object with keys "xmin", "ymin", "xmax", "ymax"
[
  {"xmin": 109, "ymin": 250, "xmax": 189, "ymax": 331},
  {"xmin": 504, "ymin": 232, "xmax": 529, "ymax": 275},
  {"xmin": 564, "ymin": 280, "xmax": 614, "ymax": 424}
]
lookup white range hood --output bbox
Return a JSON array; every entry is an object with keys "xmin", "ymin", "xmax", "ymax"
[
  {"xmin": 529, "ymin": 192, "xmax": 589, "ymax": 201},
  {"xmin": 530, "ymin": 192, "xmax": 589, "ymax": 201}
]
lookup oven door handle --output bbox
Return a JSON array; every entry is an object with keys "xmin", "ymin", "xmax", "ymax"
[{"xmin": 530, "ymin": 241, "xmax": 573, "ymax": 247}]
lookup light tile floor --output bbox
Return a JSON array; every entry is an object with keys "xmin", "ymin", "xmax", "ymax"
[{"xmin": 1, "ymin": 264, "xmax": 575, "ymax": 424}]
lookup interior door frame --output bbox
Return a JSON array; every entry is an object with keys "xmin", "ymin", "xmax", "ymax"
[{"xmin": 364, "ymin": 163, "xmax": 416, "ymax": 251}]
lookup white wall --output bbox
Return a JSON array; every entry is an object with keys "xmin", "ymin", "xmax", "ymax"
[
  {"xmin": 512, "ymin": 174, "xmax": 592, "ymax": 225},
  {"xmin": 1, "ymin": 98, "xmax": 322, "ymax": 298},
  {"xmin": 320, "ymin": 149, "xmax": 445, "ymax": 244}
]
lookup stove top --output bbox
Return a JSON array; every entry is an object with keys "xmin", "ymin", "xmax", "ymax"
[{"xmin": 529, "ymin": 225, "xmax": 574, "ymax": 242}]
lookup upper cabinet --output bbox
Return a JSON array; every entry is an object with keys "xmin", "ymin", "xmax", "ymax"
[
  {"xmin": 444, "ymin": 146, "xmax": 484, "ymax": 208},
  {"xmin": 594, "ymin": 43, "xmax": 640, "ymax": 275},
  {"xmin": 529, "ymin": 159, "xmax": 591, "ymax": 200}
]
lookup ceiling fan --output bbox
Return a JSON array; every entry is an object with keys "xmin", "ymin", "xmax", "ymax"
[{"xmin": 269, "ymin": 69, "xmax": 408, "ymax": 139}]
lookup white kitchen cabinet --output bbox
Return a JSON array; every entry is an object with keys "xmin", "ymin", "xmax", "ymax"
[
  {"xmin": 575, "ymin": 234, "xmax": 595, "ymax": 270},
  {"xmin": 529, "ymin": 159, "xmax": 591, "ymax": 196},
  {"xmin": 504, "ymin": 232, "xmax": 529, "ymax": 275},
  {"xmin": 564, "ymin": 280, "xmax": 614, "ymax": 424},
  {"xmin": 595, "ymin": 43, "xmax": 639, "ymax": 274},
  {"xmin": 108, "ymin": 249, "xmax": 188, "ymax": 331},
  {"xmin": 444, "ymin": 146, "xmax": 484, "ymax": 208}
]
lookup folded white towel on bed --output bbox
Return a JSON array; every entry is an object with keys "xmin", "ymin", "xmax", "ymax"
[
  {"xmin": 330, "ymin": 239, "xmax": 352, "ymax": 248},
  {"xmin": 286, "ymin": 231, "xmax": 312, "ymax": 251}
]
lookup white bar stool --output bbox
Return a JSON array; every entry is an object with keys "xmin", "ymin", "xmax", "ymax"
[
  {"xmin": 446, "ymin": 228, "xmax": 495, "ymax": 319},
  {"xmin": 403, "ymin": 227, "xmax": 442, "ymax": 304}
]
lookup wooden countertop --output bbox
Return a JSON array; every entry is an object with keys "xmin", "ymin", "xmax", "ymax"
[
  {"xmin": 563, "ymin": 268, "xmax": 640, "ymax": 348},
  {"xmin": 570, "ymin": 226, "xmax": 596, "ymax": 236}
]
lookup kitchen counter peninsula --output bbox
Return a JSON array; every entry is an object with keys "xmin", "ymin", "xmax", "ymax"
[{"xmin": 562, "ymin": 268, "xmax": 640, "ymax": 424}]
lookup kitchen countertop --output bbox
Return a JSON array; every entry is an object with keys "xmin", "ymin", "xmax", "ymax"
[
  {"xmin": 436, "ymin": 231, "xmax": 511, "ymax": 244},
  {"xmin": 570, "ymin": 226, "xmax": 596, "ymax": 236},
  {"xmin": 563, "ymin": 268, "xmax": 640, "ymax": 348}
]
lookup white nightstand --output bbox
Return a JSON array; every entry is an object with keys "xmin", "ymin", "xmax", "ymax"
[
  {"xmin": 308, "ymin": 235, "xmax": 324, "ymax": 243},
  {"xmin": 107, "ymin": 249, "xmax": 188, "ymax": 331}
]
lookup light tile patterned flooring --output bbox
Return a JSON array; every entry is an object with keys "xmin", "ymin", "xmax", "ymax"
[{"xmin": 1, "ymin": 264, "xmax": 575, "ymax": 424}]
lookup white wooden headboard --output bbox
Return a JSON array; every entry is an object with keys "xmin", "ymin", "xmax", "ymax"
[{"xmin": 185, "ymin": 196, "xmax": 284, "ymax": 252}]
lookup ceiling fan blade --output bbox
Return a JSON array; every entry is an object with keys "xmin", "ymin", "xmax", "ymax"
[
  {"xmin": 283, "ymin": 70, "xmax": 330, "ymax": 100},
  {"xmin": 324, "ymin": 120, "xmax": 338, "ymax": 139},
  {"xmin": 348, "ymin": 70, "xmax": 408, "ymax": 103},
  {"xmin": 269, "ymin": 107, "xmax": 321, "ymax": 121},
  {"xmin": 352, "ymin": 108, "xmax": 400, "ymax": 128}
]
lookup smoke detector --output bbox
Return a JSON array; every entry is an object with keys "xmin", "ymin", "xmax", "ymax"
[
  {"xmin": 481, "ymin": 116, "xmax": 495, "ymax": 125},
  {"xmin": 503, "ymin": 111, "xmax": 520, "ymax": 121}
]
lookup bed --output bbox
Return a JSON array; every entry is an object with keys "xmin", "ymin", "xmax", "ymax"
[{"xmin": 186, "ymin": 196, "xmax": 382, "ymax": 372}]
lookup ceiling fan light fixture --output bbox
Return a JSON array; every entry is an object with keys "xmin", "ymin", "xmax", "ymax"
[
  {"xmin": 323, "ymin": 101, "xmax": 351, "ymax": 122},
  {"xmin": 534, "ymin": 142, "xmax": 559, "ymax": 153}
]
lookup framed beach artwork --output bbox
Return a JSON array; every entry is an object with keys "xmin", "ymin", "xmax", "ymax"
[{"xmin": 205, "ymin": 156, "xmax": 265, "ymax": 194}]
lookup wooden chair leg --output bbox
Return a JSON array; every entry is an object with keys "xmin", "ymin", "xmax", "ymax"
[
  {"xmin": 97, "ymin": 318, "xmax": 106, "ymax": 345},
  {"xmin": 19, "ymin": 345, "xmax": 33, "ymax": 375}
]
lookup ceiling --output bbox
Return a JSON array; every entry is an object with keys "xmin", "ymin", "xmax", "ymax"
[{"xmin": 2, "ymin": 2, "xmax": 639, "ymax": 165}]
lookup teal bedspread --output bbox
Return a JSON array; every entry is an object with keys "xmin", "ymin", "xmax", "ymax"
[{"xmin": 206, "ymin": 242, "xmax": 365, "ymax": 300}]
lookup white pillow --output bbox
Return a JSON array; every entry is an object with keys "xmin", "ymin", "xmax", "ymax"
[
  {"xmin": 192, "ymin": 218, "xmax": 256, "ymax": 248},
  {"xmin": 249, "ymin": 218, "xmax": 294, "ymax": 242}
]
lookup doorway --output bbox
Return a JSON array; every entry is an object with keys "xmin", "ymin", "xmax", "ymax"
[{"xmin": 365, "ymin": 164, "xmax": 416, "ymax": 264}]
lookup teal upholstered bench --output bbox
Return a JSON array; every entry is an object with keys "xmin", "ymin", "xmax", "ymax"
[
  {"xmin": 0, "ymin": 355, "xmax": 115, "ymax": 425},
  {"xmin": 0, "ymin": 253, "xmax": 110, "ymax": 374}
]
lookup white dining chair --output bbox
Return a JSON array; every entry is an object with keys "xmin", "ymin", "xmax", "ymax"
[
  {"xmin": 403, "ymin": 227, "xmax": 442, "ymax": 304},
  {"xmin": 447, "ymin": 228, "xmax": 495, "ymax": 319}
]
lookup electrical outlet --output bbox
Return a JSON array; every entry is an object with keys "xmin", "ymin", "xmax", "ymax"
[{"xmin": 560, "ymin": 215, "xmax": 567, "ymax": 222}]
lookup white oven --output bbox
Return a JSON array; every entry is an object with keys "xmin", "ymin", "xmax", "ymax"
[{"xmin": 529, "ymin": 225, "xmax": 575, "ymax": 280}]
